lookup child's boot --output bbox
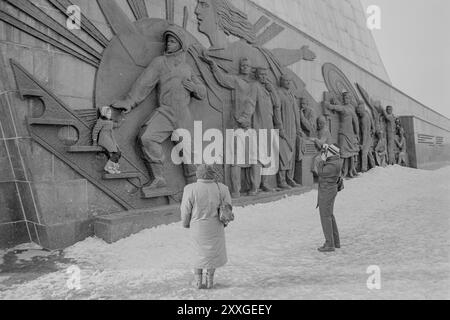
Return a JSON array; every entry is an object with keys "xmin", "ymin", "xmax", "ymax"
[{"xmin": 104, "ymin": 160, "xmax": 116, "ymax": 174}]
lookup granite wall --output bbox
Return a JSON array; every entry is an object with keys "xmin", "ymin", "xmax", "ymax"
[{"xmin": 0, "ymin": 0, "xmax": 449, "ymax": 249}]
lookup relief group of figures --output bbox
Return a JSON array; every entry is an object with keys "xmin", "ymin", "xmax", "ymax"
[{"xmin": 89, "ymin": 0, "xmax": 409, "ymax": 289}]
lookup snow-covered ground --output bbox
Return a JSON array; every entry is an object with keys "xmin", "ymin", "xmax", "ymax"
[{"xmin": 1, "ymin": 165, "xmax": 449, "ymax": 300}]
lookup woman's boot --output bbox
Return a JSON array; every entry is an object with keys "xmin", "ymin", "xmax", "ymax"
[
  {"xmin": 206, "ymin": 269, "xmax": 215, "ymax": 289},
  {"xmin": 194, "ymin": 270, "xmax": 203, "ymax": 290}
]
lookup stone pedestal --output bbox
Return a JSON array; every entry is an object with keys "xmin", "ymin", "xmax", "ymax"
[
  {"xmin": 294, "ymin": 142, "xmax": 318, "ymax": 187},
  {"xmin": 295, "ymin": 156, "xmax": 314, "ymax": 187}
]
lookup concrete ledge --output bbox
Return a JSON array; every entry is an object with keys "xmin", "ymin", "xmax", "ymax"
[
  {"xmin": 418, "ymin": 161, "xmax": 450, "ymax": 171},
  {"xmin": 94, "ymin": 186, "xmax": 314, "ymax": 244},
  {"xmin": 36, "ymin": 219, "xmax": 95, "ymax": 250},
  {"xmin": 233, "ymin": 186, "xmax": 313, "ymax": 207},
  {"xmin": 94, "ymin": 205, "xmax": 181, "ymax": 244}
]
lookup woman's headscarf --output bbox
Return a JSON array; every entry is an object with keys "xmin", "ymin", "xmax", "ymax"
[{"xmin": 196, "ymin": 164, "xmax": 218, "ymax": 181}]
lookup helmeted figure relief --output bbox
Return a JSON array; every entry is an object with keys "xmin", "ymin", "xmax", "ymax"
[
  {"xmin": 112, "ymin": 26, "xmax": 207, "ymax": 190},
  {"xmin": 277, "ymin": 74, "xmax": 303, "ymax": 189},
  {"xmin": 324, "ymin": 92, "xmax": 360, "ymax": 178},
  {"xmin": 356, "ymin": 102, "xmax": 376, "ymax": 172},
  {"xmin": 311, "ymin": 116, "xmax": 333, "ymax": 176},
  {"xmin": 203, "ymin": 55, "xmax": 260, "ymax": 198},
  {"xmin": 395, "ymin": 127, "xmax": 409, "ymax": 167},
  {"xmin": 376, "ymin": 105, "xmax": 397, "ymax": 165},
  {"xmin": 92, "ymin": 106, "xmax": 123, "ymax": 175}
]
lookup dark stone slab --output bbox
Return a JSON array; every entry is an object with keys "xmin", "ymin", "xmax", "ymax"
[
  {"xmin": 94, "ymin": 205, "xmax": 181, "ymax": 244},
  {"xmin": 86, "ymin": 182, "xmax": 124, "ymax": 217},
  {"xmin": 16, "ymin": 181, "xmax": 39, "ymax": 224},
  {"xmin": 52, "ymin": 156, "xmax": 83, "ymax": 182},
  {"xmin": 67, "ymin": 146, "xmax": 104, "ymax": 153},
  {"xmin": 0, "ymin": 93, "xmax": 17, "ymax": 139},
  {"xmin": 232, "ymin": 186, "xmax": 313, "ymax": 208},
  {"xmin": 27, "ymin": 221, "xmax": 39, "ymax": 245},
  {"xmin": 5, "ymin": 138, "xmax": 26, "ymax": 181},
  {"xmin": 0, "ymin": 140, "xmax": 14, "ymax": 182},
  {"xmin": 94, "ymin": 186, "xmax": 314, "ymax": 244},
  {"xmin": 32, "ymin": 180, "xmax": 89, "ymax": 225},
  {"xmin": 0, "ymin": 221, "xmax": 30, "ymax": 249},
  {"xmin": 17, "ymin": 138, "xmax": 53, "ymax": 182},
  {"xmin": 295, "ymin": 156, "xmax": 315, "ymax": 187},
  {"xmin": 27, "ymin": 118, "xmax": 76, "ymax": 126},
  {"xmin": 103, "ymin": 172, "xmax": 141, "ymax": 180},
  {"xmin": 36, "ymin": 220, "xmax": 94, "ymax": 250},
  {"xmin": 141, "ymin": 187, "xmax": 178, "ymax": 199},
  {"xmin": 6, "ymin": 92, "xmax": 31, "ymax": 138},
  {"xmin": 0, "ymin": 182, "xmax": 23, "ymax": 224}
]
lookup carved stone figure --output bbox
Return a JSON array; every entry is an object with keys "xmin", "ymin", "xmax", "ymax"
[
  {"xmin": 112, "ymin": 26, "xmax": 207, "ymax": 190},
  {"xmin": 374, "ymin": 130, "xmax": 388, "ymax": 167},
  {"xmin": 311, "ymin": 116, "xmax": 333, "ymax": 176},
  {"xmin": 92, "ymin": 106, "xmax": 122, "ymax": 175},
  {"xmin": 376, "ymin": 105, "xmax": 397, "ymax": 165},
  {"xmin": 277, "ymin": 74, "xmax": 303, "ymax": 189},
  {"xmin": 395, "ymin": 127, "xmax": 409, "ymax": 167},
  {"xmin": 299, "ymin": 98, "xmax": 316, "ymax": 137},
  {"xmin": 324, "ymin": 92, "xmax": 360, "ymax": 178},
  {"xmin": 355, "ymin": 102, "xmax": 376, "ymax": 173},
  {"xmin": 203, "ymin": 55, "xmax": 259, "ymax": 198},
  {"xmin": 204, "ymin": 56, "xmax": 255, "ymax": 129},
  {"xmin": 254, "ymin": 67, "xmax": 282, "ymax": 193},
  {"xmin": 195, "ymin": 0, "xmax": 256, "ymax": 49}
]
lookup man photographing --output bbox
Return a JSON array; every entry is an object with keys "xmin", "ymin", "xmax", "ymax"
[{"xmin": 316, "ymin": 144, "xmax": 343, "ymax": 253}]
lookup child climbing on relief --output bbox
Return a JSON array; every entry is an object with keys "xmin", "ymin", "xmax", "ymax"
[{"xmin": 92, "ymin": 106, "xmax": 122, "ymax": 175}]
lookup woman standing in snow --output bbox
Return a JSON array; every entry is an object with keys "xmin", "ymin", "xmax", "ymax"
[{"xmin": 181, "ymin": 165, "xmax": 232, "ymax": 289}]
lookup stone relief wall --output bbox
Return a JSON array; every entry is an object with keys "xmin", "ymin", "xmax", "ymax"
[
  {"xmin": 0, "ymin": 0, "xmax": 449, "ymax": 249},
  {"xmin": 245, "ymin": 0, "xmax": 390, "ymax": 82}
]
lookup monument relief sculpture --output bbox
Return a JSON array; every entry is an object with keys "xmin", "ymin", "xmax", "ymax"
[
  {"xmin": 195, "ymin": 0, "xmax": 256, "ymax": 49},
  {"xmin": 202, "ymin": 55, "xmax": 259, "ymax": 198},
  {"xmin": 277, "ymin": 74, "xmax": 303, "ymax": 189},
  {"xmin": 395, "ymin": 127, "xmax": 409, "ymax": 167},
  {"xmin": 191, "ymin": 0, "xmax": 317, "ymax": 116},
  {"xmin": 112, "ymin": 26, "xmax": 207, "ymax": 191},
  {"xmin": 374, "ymin": 130, "xmax": 388, "ymax": 167},
  {"xmin": 356, "ymin": 101, "xmax": 376, "ymax": 173},
  {"xmin": 324, "ymin": 92, "xmax": 360, "ymax": 178},
  {"xmin": 8, "ymin": 0, "xmax": 319, "ymax": 216},
  {"xmin": 376, "ymin": 105, "xmax": 397, "ymax": 165},
  {"xmin": 299, "ymin": 98, "xmax": 317, "ymax": 138},
  {"xmin": 253, "ymin": 67, "xmax": 282, "ymax": 193}
]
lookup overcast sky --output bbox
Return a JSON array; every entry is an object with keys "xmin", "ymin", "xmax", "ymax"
[{"xmin": 360, "ymin": 0, "xmax": 450, "ymax": 118}]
